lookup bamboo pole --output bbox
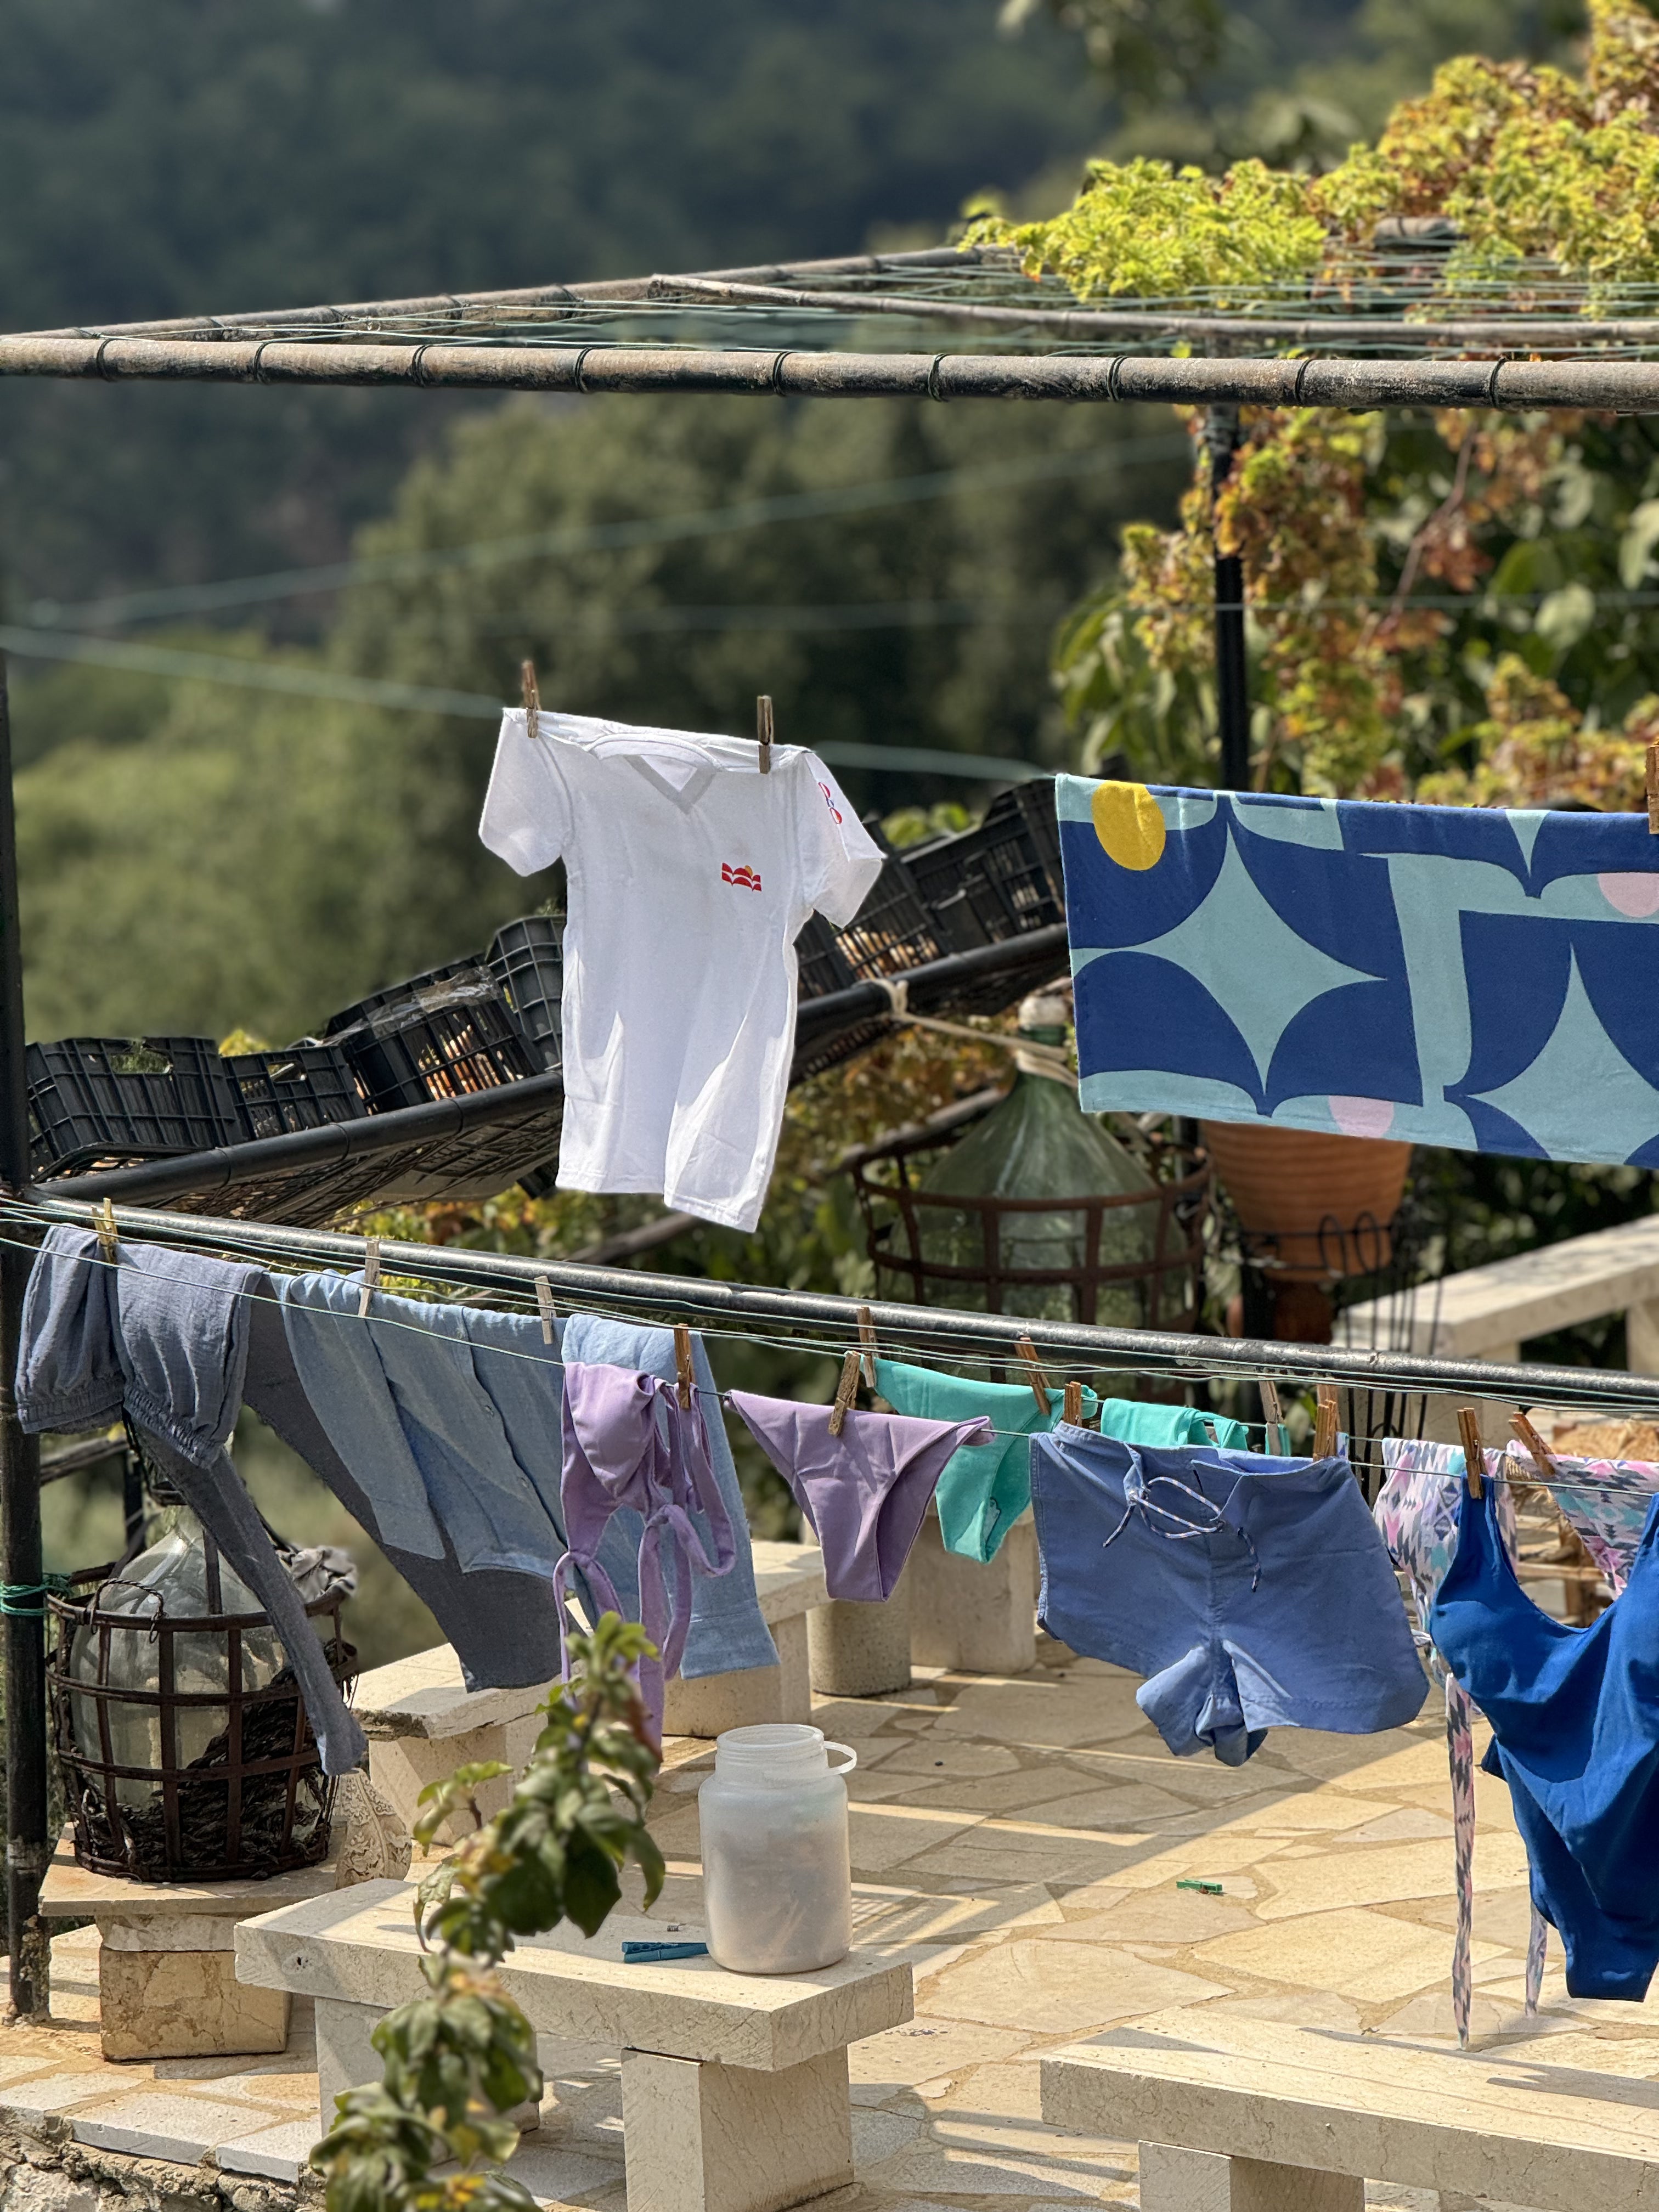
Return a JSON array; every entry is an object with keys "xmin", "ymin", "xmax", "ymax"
[
  {"xmin": 658, "ymin": 271, "xmax": 1659, "ymax": 348},
  {"xmin": 2, "ymin": 332, "xmax": 1656, "ymax": 410},
  {"xmin": 18, "ymin": 247, "xmax": 987, "ymax": 345}
]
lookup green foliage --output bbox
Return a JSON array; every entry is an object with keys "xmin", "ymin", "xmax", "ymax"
[
  {"xmin": 313, "ymin": 1615, "xmax": 662, "ymax": 2212},
  {"xmin": 995, "ymin": 0, "xmax": 1226, "ymax": 116},
  {"xmin": 981, "ymin": 3, "xmax": 1659, "ymax": 300},
  {"xmin": 966, "ymin": 156, "xmax": 1325, "ymax": 297}
]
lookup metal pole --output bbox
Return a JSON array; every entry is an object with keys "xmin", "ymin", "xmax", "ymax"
[
  {"xmin": 1206, "ymin": 403, "xmax": 1250, "ymax": 792},
  {"xmin": 0, "ymin": 652, "xmax": 48, "ymax": 2016}
]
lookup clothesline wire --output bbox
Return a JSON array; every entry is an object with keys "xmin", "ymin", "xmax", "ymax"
[{"xmin": 13, "ymin": 1197, "xmax": 1659, "ymax": 1452}]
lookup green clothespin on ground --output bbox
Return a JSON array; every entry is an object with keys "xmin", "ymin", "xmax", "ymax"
[{"xmin": 1176, "ymin": 1878, "xmax": 1223, "ymax": 1896}]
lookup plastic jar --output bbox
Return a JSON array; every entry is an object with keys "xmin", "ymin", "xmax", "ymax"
[{"xmin": 698, "ymin": 1723, "xmax": 858, "ymax": 1974}]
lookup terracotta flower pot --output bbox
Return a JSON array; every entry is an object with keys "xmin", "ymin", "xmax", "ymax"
[{"xmin": 1200, "ymin": 1120, "xmax": 1412, "ymax": 1283}]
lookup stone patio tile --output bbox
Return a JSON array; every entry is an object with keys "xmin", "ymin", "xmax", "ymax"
[
  {"xmin": 3, "ymin": 2074, "xmax": 133, "ymax": 2117},
  {"xmin": 1188, "ymin": 1903, "xmax": 1506, "ymax": 2001},
  {"xmin": 1215, "ymin": 1793, "xmax": 1385, "ymax": 1837},
  {"xmin": 1408, "ymin": 1886, "xmax": 1537, "ymax": 1946},
  {"xmin": 1031, "ymin": 1891, "xmax": 1256, "ymax": 1944},
  {"xmin": 1253, "ymin": 1832, "xmax": 1530, "ymax": 1918},
  {"xmin": 850, "ymin": 1769, "xmax": 951, "ymax": 1804},
  {"xmin": 933, "ymin": 1681, "xmax": 1147, "ymax": 1751},
  {"xmin": 911, "ymin": 1768, "xmax": 1125, "ymax": 1817},
  {"xmin": 851, "ymin": 2019, "xmax": 1035, "ymax": 2090},
  {"xmin": 73, "ymin": 2091, "xmax": 290, "ymax": 2160},
  {"xmin": 1015, "ymin": 1785, "xmax": 1199, "ymax": 1830},
  {"xmin": 1347, "ymin": 1808, "xmax": 1455, "ymax": 1842},
  {"xmin": 881, "ymin": 1742, "xmax": 1022, "ymax": 1778},
  {"xmin": 217, "ymin": 2117, "xmax": 322, "ymax": 2183},
  {"xmin": 854, "ymin": 2108, "xmax": 927, "ymax": 2164},
  {"xmin": 925, "ymin": 1939, "xmax": 1229, "ymax": 2035},
  {"xmin": 851, "ymin": 1884, "xmax": 1059, "ymax": 1947},
  {"xmin": 1283, "ymin": 1734, "xmax": 1454, "ymax": 1793},
  {"xmin": 903, "ymin": 1836, "xmax": 1142, "ymax": 1887},
  {"xmin": 493, "ymin": 2143, "xmax": 622, "ymax": 2203},
  {"xmin": 813, "ymin": 1699, "xmax": 927, "ymax": 1738},
  {"xmin": 874, "ymin": 2147, "xmax": 1100, "ymax": 2199},
  {"xmin": 1050, "ymin": 1831, "xmax": 1288, "ymax": 1891},
  {"xmin": 929, "ymin": 2056, "xmax": 1045, "ymax": 2120},
  {"xmin": 850, "ymin": 1803, "xmax": 986, "ymax": 1874},
  {"xmin": 1196, "ymin": 1989, "xmax": 1364, "ymax": 2032},
  {"xmin": 1059, "ymin": 1749, "xmax": 1284, "ymax": 1803}
]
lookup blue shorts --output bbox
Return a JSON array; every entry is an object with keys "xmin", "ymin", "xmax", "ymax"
[{"xmin": 1031, "ymin": 1429, "xmax": 1427, "ymax": 1764}]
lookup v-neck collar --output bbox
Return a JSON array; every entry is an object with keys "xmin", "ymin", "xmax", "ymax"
[{"xmin": 623, "ymin": 752, "xmax": 721, "ymax": 811}]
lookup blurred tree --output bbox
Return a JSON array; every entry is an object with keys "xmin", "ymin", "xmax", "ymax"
[{"xmin": 0, "ymin": 0, "xmax": 1108, "ymax": 607}]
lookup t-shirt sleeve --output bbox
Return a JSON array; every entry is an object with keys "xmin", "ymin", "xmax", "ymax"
[
  {"xmin": 797, "ymin": 755, "xmax": 884, "ymax": 927},
  {"xmin": 478, "ymin": 708, "xmax": 573, "ymax": 876}
]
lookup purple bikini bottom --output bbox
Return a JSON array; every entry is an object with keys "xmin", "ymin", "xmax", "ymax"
[{"xmin": 728, "ymin": 1392, "xmax": 992, "ymax": 1602}]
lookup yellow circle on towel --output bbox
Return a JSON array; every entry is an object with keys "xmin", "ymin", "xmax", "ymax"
[{"xmin": 1091, "ymin": 781, "xmax": 1166, "ymax": 870}]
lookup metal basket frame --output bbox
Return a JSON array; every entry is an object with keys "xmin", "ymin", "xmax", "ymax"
[
  {"xmin": 47, "ymin": 1538, "xmax": 356, "ymax": 1883},
  {"xmin": 847, "ymin": 1115, "xmax": 1212, "ymax": 1328}
]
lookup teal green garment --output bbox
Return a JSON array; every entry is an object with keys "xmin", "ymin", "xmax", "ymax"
[
  {"xmin": 873, "ymin": 1359, "xmax": 1098, "ymax": 1564},
  {"xmin": 1096, "ymin": 1399, "xmax": 1250, "ymax": 1449}
]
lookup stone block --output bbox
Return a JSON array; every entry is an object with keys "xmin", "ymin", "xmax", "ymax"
[
  {"xmin": 808, "ymin": 1581, "xmax": 911, "ymax": 1699},
  {"xmin": 664, "ymin": 1615, "xmax": 811, "ymax": 1737},
  {"xmin": 368, "ymin": 1714, "xmax": 526, "ymax": 1843},
  {"xmin": 620, "ymin": 2046, "xmax": 853, "ymax": 2212},
  {"xmin": 314, "ymin": 1995, "xmax": 385, "ymax": 2132},
  {"xmin": 96, "ymin": 1946, "xmax": 290, "ymax": 2062},
  {"xmin": 218, "ymin": 2117, "xmax": 328, "ymax": 2184},
  {"xmin": 1139, "ymin": 2143, "xmax": 1362, "ymax": 2212},
  {"xmin": 907, "ymin": 1509, "xmax": 1036, "ymax": 1677}
]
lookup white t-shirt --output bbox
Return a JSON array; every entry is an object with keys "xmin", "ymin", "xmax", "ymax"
[{"xmin": 479, "ymin": 709, "xmax": 883, "ymax": 1232}]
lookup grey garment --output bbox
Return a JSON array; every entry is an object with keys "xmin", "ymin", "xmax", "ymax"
[
  {"xmin": 273, "ymin": 1269, "xmax": 570, "ymax": 1581},
  {"xmin": 242, "ymin": 1295, "xmax": 570, "ymax": 1691},
  {"xmin": 14, "ymin": 1227, "xmax": 367, "ymax": 1776},
  {"xmin": 562, "ymin": 1313, "xmax": 776, "ymax": 1680}
]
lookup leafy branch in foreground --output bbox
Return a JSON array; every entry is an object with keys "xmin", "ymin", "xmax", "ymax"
[{"xmin": 312, "ymin": 1614, "xmax": 664, "ymax": 2212}]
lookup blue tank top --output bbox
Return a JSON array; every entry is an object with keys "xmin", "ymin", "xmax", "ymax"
[{"xmin": 1430, "ymin": 1479, "xmax": 1659, "ymax": 2001}]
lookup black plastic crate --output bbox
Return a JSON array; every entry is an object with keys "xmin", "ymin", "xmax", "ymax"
[
  {"xmin": 488, "ymin": 915, "xmax": 563, "ymax": 1071},
  {"xmin": 322, "ymin": 958, "xmax": 539, "ymax": 1113},
  {"xmin": 905, "ymin": 783, "xmax": 1066, "ymax": 949},
  {"xmin": 832, "ymin": 855, "xmax": 946, "ymax": 981},
  {"xmin": 27, "ymin": 1037, "xmax": 246, "ymax": 1176},
  {"xmin": 796, "ymin": 913, "xmax": 857, "ymax": 1002},
  {"xmin": 223, "ymin": 1045, "xmax": 368, "ymax": 1141}
]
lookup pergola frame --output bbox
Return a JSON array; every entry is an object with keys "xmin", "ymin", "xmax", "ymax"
[{"xmin": 2, "ymin": 240, "xmax": 1652, "ymax": 2019}]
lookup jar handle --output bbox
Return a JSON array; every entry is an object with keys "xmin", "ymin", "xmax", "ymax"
[{"xmin": 825, "ymin": 1741, "xmax": 859, "ymax": 1774}]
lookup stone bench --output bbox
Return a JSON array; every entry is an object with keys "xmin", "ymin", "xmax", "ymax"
[
  {"xmin": 355, "ymin": 1540, "xmax": 830, "ymax": 1839},
  {"xmin": 236, "ymin": 1877, "xmax": 913, "ymax": 2212},
  {"xmin": 1041, "ymin": 2007, "xmax": 1659, "ymax": 2210}
]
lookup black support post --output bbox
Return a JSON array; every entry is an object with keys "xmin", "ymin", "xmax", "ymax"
[
  {"xmin": 0, "ymin": 652, "xmax": 48, "ymax": 2017},
  {"xmin": 1206, "ymin": 403, "xmax": 1251, "ymax": 793}
]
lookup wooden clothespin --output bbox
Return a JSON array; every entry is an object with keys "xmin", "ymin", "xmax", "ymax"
[
  {"xmin": 358, "ymin": 1235, "xmax": 381, "ymax": 1320},
  {"xmin": 1647, "ymin": 735, "xmax": 1659, "ymax": 834},
  {"xmin": 95, "ymin": 1199, "xmax": 119, "ymax": 1263},
  {"xmin": 674, "ymin": 1324, "xmax": 695, "ymax": 1412},
  {"xmin": 856, "ymin": 1305, "xmax": 878, "ymax": 1389},
  {"xmin": 1457, "ymin": 1406, "xmax": 1485, "ymax": 1499},
  {"xmin": 1511, "ymin": 1408, "xmax": 1558, "ymax": 1479},
  {"xmin": 522, "ymin": 658, "xmax": 541, "ymax": 743},
  {"xmin": 828, "ymin": 1346, "xmax": 862, "ymax": 1436},
  {"xmin": 1313, "ymin": 1383, "xmax": 1340, "ymax": 1460},
  {"xmin": 1260, "ymin": 1379, "xmax": 1285, "ymax": 1452},
  {"xmin": 1015, "ymin": 1335, "xmax": 1052, "ymax": 1417},
  {"xmin": 756, "ymin": 693, "xmax": 774, "ymax": 775},
  {"xmin": 1063, "ymin": 1379, "xmax": 1085, "ymax": 1426},
  {"xmin": 535, "ymin": 1274, "xmax": 557, "ymax": 1346}
]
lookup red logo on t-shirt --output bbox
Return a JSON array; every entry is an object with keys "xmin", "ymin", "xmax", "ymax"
[
  {"xmin": 818, "ymin": 781, "xmax": 844, "ymax": 824},
  {"xmin": 722, "ymin": 862, "xmax": 762, "ymax": 891}
]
